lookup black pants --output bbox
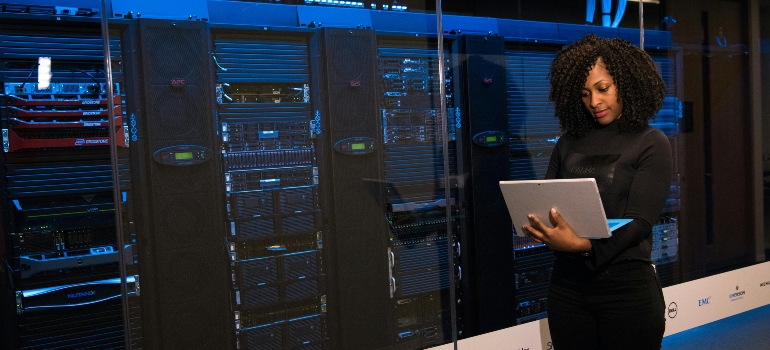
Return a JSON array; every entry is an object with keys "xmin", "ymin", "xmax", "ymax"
[{"xmin": 547, "ymin": 259, "xmax": 666, "ymax": 350}]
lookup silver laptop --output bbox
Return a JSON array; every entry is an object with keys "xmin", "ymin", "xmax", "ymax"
[{"xmin": 499, "ymin": 178, "xmax": 632, "ymax": 239}]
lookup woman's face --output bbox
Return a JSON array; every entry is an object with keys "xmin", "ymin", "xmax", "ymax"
[{"xmin": 581, "ymin": 58, "xmax": 622, "ymax": 125}]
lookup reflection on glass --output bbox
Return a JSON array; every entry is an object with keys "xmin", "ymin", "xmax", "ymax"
[{"xmin": 0, "ymin": 1, "xmax": 765, "ymax": 350}]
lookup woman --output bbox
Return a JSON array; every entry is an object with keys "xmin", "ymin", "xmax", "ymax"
[{"xmin": 521, "ymin": 34, "xmax": 672, "ymax": 350}]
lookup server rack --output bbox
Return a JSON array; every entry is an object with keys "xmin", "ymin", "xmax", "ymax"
[
  {"xmin": 505, "ymin": 45, "xmax": 560, "ymax": 325},
  {"xmin": 0, "ymin": 23, "xmax": 128, "ymax": 350},
  {"xmin": 377, "ymin": 38, "xmax": 460, "ymax": 348},
  {"xmin": 213, "ymin": 30, "xmax": 327, "ymax": 350}
]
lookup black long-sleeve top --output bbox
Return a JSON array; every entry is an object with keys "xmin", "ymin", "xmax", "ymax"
[{"xmin": 545, "ymin": 121, "xmax": 672, "ymax": 269}]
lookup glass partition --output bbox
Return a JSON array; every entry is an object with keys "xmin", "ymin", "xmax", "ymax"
[
  {"xmin": 436, "ymin": 0, "xmax": 767, "ymax": 346},
  {"xmin": 0, "ymin": 0, "xmax": 766, "ymax": 349},
  {"xmin": 107, "ymin": 1, "xmax": 460, "ymax": 350}
]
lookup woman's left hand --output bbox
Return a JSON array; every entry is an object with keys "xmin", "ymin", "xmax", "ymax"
[{"xmin": 521, "ymin": 208, "xmax": 593, "ymax": 253}]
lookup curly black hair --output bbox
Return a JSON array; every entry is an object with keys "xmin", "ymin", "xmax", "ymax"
[{"xmin": 549, "ymin": 34, "xmax": 667, "ymax": 137}]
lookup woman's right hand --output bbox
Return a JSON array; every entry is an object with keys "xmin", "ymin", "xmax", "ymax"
[{"xmin": 521, "ymin": 208, "xmax": 593, "ymax": 254}]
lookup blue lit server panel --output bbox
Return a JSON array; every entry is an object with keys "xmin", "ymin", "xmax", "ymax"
[
  {"xmin": 0, "ymin": 28, "xmax": 128, "ymax": 349},
  {"xmin": 213, "ymin": 33, "xmax": 326, "ymax": 350}
]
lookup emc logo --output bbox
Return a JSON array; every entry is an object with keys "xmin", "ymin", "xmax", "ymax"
[{"xmin": 698, "ymin": 296, "xmax": 712, "ymax": 306}]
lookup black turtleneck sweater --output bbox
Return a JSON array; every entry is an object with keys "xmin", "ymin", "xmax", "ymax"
[{"xmin": 545, "ymin": 121, "xmax": 672, "ymax": 269}]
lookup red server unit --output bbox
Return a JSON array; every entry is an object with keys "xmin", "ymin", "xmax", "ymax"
[{"xmin": 3, "ymin": 83, "xmax": 125, "ymax": 153}]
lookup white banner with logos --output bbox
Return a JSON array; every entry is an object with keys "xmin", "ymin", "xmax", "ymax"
[
  {"xmin": 662, "ymin": 260, "xmax": 770, "ymax": 336},
  {"xmin": 429, "ymin": 261, "xmax": 770, "ymax": 350}
]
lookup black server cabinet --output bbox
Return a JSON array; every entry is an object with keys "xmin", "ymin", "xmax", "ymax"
[
  {"xmin": 121, "ymin": 18, "xmax": 234, "ymax": 349},
  {"xmin": 310, "ymin": 27, "xmax": 391, "ymax": 350},
  {"xmin": 453, "ymin": 35, "xmax": 515, "ymax": 336}
]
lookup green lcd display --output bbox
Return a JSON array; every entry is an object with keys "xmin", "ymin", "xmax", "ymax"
[
  {"xmin": 174, "ymin": 151, "xmax": 194, "ymax": 160},
  {"xmin": 486, "ymin": 135, "xmax": 498, "ymax": 142},
  {"xmin": 351, "ymin": 143, "xmax": 366, "ymax": 150}
]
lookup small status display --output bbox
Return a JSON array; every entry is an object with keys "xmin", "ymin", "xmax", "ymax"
[
  {"xmin": 472, "ymin": 131, "xmax": 506, "ymax": 147},
  {"xmin": 333, "ymin": 136, "xmax": 376, "ymax": 155},
  {"xmin": 174, "ymin": 151, "xmax": 194, "ymax": 160},
  {"xmin": 153, "ymin": 145, "xmax": 211, "ymax": 166}
]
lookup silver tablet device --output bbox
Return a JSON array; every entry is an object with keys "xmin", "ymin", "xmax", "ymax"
[{"xmin": 499, "ymin": 178, "xmax": 632, "ymax": 239}]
